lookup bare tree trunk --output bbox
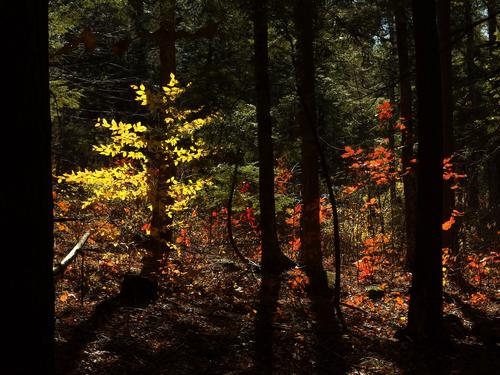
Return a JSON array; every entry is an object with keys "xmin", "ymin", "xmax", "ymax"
[
  {"xmin": 128, "ymin": 0, "xmax": 148, "ymax": 74},
  {"xmin": 387, "ymin": 18, "xmax": 398, "ymax": 207},
  {"xmin": 486, "ymin": 0, "xmax": 498, "ymax": 50},
  {"xmin": 253, "ymin": 1, "xmax": 293, "ymax": 371},
  {"xmin": 159, "ymin": 0, "xmax": 176, "ymax": 84},
  {"xmin": 227, "ymin": 163, "xmax": 249, "ymax": 264},
  {"xmin": 407, "ymin": 0, "xmax": 444, "ymax": 342},
  {"xmin": 295, "ymin": 0, "xmax": 329, "ymax": 302},
  {"xmin": 393, "ymin": 0, "xmax": 417, "ymax": 271},
  {"xmin": 438, "ymin": 0, "xmax": 458, "ymax": 256},
  {"xmin": 143, "ymin": 0, "xmax": 177, "ymax": 275},
  {"xmin": 3, "ymin": 1, "xmax": 54, "ymax": 372},
  {"xmin": 464, "ymin": 0, "xmax": 480, "ymax": 212},
  {"xmin": 254, "ymin": 0, "xmax": 293, "ymax": 274},
  {"xmin": 294, "ymin": 0, "xmax": 345, "ymax": 370}
]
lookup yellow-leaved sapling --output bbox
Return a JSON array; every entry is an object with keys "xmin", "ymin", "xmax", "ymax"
[{"xmin": 60, "ymin": 74, "xmax": 216, "ymax": 276}]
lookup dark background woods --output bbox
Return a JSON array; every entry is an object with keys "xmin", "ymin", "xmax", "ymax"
[{"xmin": 3, "ymin": 0, "xmax": 500, "ymax": 374}]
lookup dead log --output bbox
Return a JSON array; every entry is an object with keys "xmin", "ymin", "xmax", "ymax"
[{"xmin": 53, "ymin": 231, "xmax": 91, "ymax": 276}]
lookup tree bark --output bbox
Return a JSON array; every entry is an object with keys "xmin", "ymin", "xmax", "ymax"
[
  {"xmin": 486, "ymin": 1, "xmax": 500, "ymax": 216},
  {"xmin": 487, "ymin": 147, "xmax": 500, "ymax": 218},
  {"xmin": 393, "ymin": 0, "xmax": 417, "ymax": 270},
  {"xmin": 128, "ymin": 0, "xmax": 148, "ymax": 75},
  {"xmin": 464, "ymin": 0, "xmax": 480, "ymax": 212},
  {"xmin": 438, "ymin": 0, "xmax": 458, "ymax": 255},
  {"xmin": 2, "ymin": 1, "xmax": 54, "ymax": 373},
  {"xmin": 486, "ymin": 0, "xmax": 498, "ymax": 49},
  {"xmin": 254, "ymin": 0, "xmax": 293, "ymax": 273},
  {"xmin": 253, "ymin": 2, "xmax": 293, "ymax": 370},
  {"xmin": 387, "ymin": 17, "xmax": 398, "ymax": 207},
  {"xmin": 294, "ymin": 0, "xmax": 345, "ymax": 369},
  {"xmin": 159, "ymin": 0, "xmax": 176, "ymax": 84},
  {"xmin": 407, "ymin": 0, "xmax": 444, "ymax": 342},
  {"xmin": 143, "ymin": 0, "xmax": 177, "ymax": 275},
  {"xmin": 295, "ymin": 0, "xmax": 329, "ymax": 301},
  {"xmin": 227, "ymin": 163, "xmax": 249, "ymax": 264}
]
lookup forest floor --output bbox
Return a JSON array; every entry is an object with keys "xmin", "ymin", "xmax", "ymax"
[{"xmin": 54, "ymin": 238, "xmax": 499, "ymax": 375}]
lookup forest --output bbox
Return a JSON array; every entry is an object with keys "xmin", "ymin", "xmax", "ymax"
[{"xmin": 2, "ymin": 0, "xmax": 499, "ymax": 374}]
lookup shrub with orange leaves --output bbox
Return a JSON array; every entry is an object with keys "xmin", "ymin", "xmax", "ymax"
[
  {"xmin": 341, "ymin": 144, "xmax": 397, "ymax": 195},
  {"xmin": 442, "ymin": 155, "xmax": 466, "ymax": 231},
  {"xmin": 354, "ymin": 234, "xmax": 391, "ymax": 281},
  {"xmin": 287, "ymin": 267, "xmax": 310, "ymax": 292},
  {"xmin": 377, "ymin": 100, "xmax": 393, "ymax": 121},
  {"xmin": 465, "ymin": 252, "xmax": 499, "ymax": 285}
]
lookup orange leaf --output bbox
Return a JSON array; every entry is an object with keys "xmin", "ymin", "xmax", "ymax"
[
  {"xmin": 442, "ymin": 216, "xmax": 455, "ymax": 231},
  {"xmin": 59, "ymin": 292, "xmax": 69, "ymax": 302},
  {"xmin": 341, "ymin": 146, "xmax": 355, "ymax": 158}
]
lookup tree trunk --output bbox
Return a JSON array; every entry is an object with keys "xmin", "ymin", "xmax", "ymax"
[
  {"xmin": 143, "ymin": 162, "xmax": 176, "ymax": 275},
  {"xmin": 393, "ymin": 0, "xmax": 417, "ymax": 270},
  {"xmin": 143, "ymin": 0, "xmax": 177, "ymax": 275},
  {"xmin": 255, "ymin": 272, "xmax": 281, "ymax": 374},
  {"xmin": 159, "ymin": 0, "xmax": 176, "ymax": 84},
  {"xmin": 486, "ymin": 1, "xmax": 500, "ymax": 217},
  {"xmin": 487, "ymin": 148, "xmax": 500, "ymax": 218},
  {"xmin": 128, "ymin": 0, "xmax": 148, "ymax": 75},
  {"xmin": 295, "ymin": 0, "xmax": 330, "ymax": 303},
  {"xmin": 254, "ymin": 0, "xmax": 293, "ymax": 274},
  {"xmin": 253, "ymin": 1, "xmax": 293, "ymax": 370},
  {"xmin": 464, "ymin": 0, "xmax": 480, "ymax": 212},
  {"xmin": 294, "ymin": 0, "xmax": 344, "ymax": 369},
  {"xmin": 438, "ymin": 0, "xmax": 458, "ymax": 255},
  {"xmin": 486, "ymin": 0, "xmax": 498, "ymax": 49},
  {"xmin": 2, "ymin": 1, "xmax": 54, "ymax": 373},
  {"xmin": 407, "ymin": 0, "xmax": 444, "ymax": 342},
  {"xmin": 387, "ymin": 17, "xmax": 398, "ymax": 207}
]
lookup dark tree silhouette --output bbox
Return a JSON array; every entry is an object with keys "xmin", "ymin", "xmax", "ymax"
[
  {"xmin": 438, "ymin": 0, "xmax": 458, "ymax": 257},
  {"xmin": 253, "ymin": 0, "xmax": 293, "ymax": 371},
  {"xmin": 2, "ymin": 1, "xmax": 54, "ymax": 373},
  {"xmin": 294, "ymin": 0, "xmax": 346, "ymax": 371},
  {"xmin": 142, "ymin": 0, "xmax": 177, "ymax": 275},
  {"xmin": 407, "ymin": 0, "xmax": 444, "ymax": 342},
  {"xmin": 393, "ymin": 0, "xmax": 417, "ymax": 271}
]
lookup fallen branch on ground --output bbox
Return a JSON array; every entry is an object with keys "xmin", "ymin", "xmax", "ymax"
[{"xmin": 53, "ymin": 231, "xmax": 91, "ymax": 277}]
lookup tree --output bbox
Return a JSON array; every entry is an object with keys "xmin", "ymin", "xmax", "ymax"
[
  {"xmin": 406, "ymin": 0, "xmax": 444, "ymax": 342},
  {"xmin": 295, "ymin": 0, "xmax": 329, "ymax": 304},
  {"xmin": 254, "ymin": 0, "xmax": 292, "ymax": 274},
  {"xmin": 60, "ymin": 76, "xmax": 212, "ymax": 275},
  {"xmin": 253, "ymin": 0, "xmax": 294, "ymax": 371},
  {"xmin": 145, "ymin": 0, "xmax": 178, "ymax": 272},
  {"xmin": 438, "ymin": 0, "xmax": 459, "ymax": 258},
  {"xmin": 149, "ymin": 0, "xmax": 220, "ymax": 268},
  {"xmin": 294, "ymin": 0, "xmax": 345, "ymax": 370},
  {"xmin": 463, "ymin": 0, "xmax": 481, "ymax": 213},
  {"xmin": 393, "ymin": 0, "xmax": 417, "ymax": 270},
  {"xmin": 2, "ymin": 1, "xmax": 54, "ymax": 373}
]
